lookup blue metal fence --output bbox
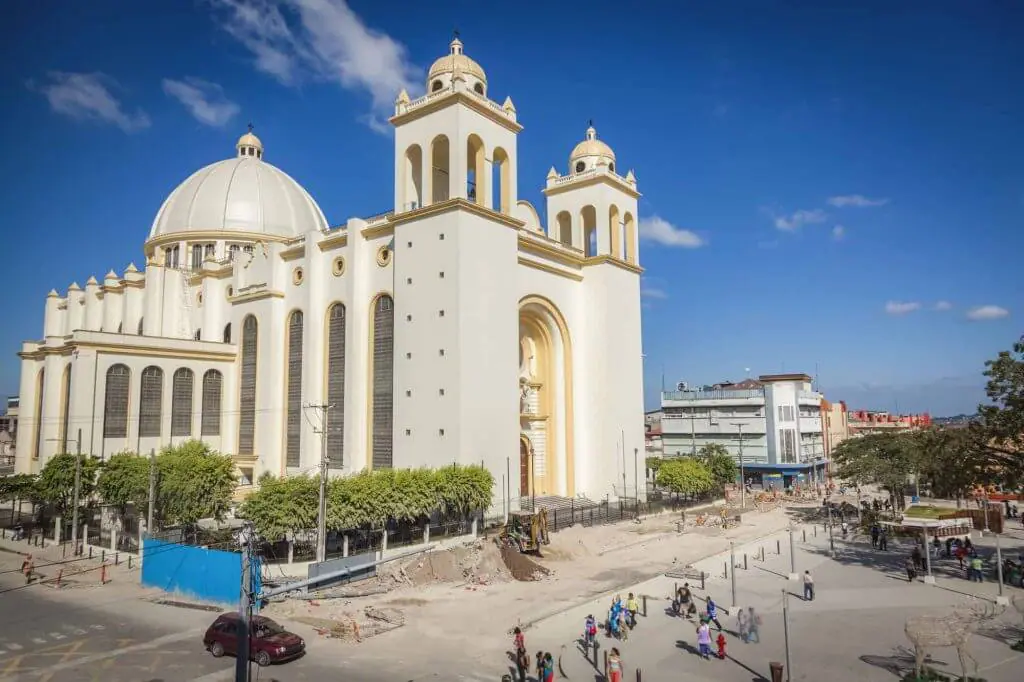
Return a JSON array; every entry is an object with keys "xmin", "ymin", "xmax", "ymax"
[{"xmin": 141, "ymin": 538, "xmax": 261, "ymax": 606}]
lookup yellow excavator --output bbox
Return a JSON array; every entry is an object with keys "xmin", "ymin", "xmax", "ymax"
[{"xmin": 500, "ymin": 509, "xmax": 551, "ymax": 555}]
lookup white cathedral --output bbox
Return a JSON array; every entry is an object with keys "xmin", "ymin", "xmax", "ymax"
[{"xmin": 15, "ymin": 38, "xmax": 645, "ymax": 506}]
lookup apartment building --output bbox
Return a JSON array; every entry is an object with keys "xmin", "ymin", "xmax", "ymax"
[{"xmin": 660, "ymin": 374, "xmax": 827, "ymax": 488}]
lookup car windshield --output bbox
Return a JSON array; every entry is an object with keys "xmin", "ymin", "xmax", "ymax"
[{"xmin": 254, "ymin": 619, "xmax": 284, "ymax": 636}]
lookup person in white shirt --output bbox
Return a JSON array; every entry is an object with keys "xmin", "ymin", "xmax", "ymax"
[{"xmin": 803, "ymin": 570, "xmax": 815, "ymax": 601}]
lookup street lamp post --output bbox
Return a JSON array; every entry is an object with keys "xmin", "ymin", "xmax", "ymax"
[{"xmin": 730, "ymin": 423, "xmax": 746, "ymax": 509}]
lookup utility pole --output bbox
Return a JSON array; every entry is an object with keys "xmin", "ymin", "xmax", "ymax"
[
  {"xmin": 305, "ymin": 403, "xmax": 334, "ymax": 564},
  {"xmin": 633, "ymin": 447, "xmax": 639, "ymax": 508},
  {"xmin": 71, "ymin": 430, "xmax": 82, "ymax": 555},
  {"xmin": 731, "ymin": 423, "xmax": 746, "ymax": 509},
  {"xmin": 620, "ymin": 429, "xmax": 626, "ymax": 498},
  {"xmin": 146, "ymin": 448, "xmax": 157, "ymax": 536},
  {"xmin": 781, "ymin": 588, "xmax": 793, "ymax": 682},
  {"xmin": 236, "ymin": 523, "xmax": 254, "ymax": 682}
]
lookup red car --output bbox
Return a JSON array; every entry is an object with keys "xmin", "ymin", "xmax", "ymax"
[{"xmin": 203, "ymin": 612, "xmax": 305, "ymax": 666}]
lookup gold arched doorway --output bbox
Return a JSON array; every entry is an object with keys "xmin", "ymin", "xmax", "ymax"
[
  {"xmin": 519, "ymin": 436, "xmax": 531, "ymax": 495},
  {"xmin": 518, "ymin": 295, "xmax": 574, "ymax": 497}
]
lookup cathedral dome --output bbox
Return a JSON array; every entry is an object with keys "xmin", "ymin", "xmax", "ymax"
[
  {"xmin": 427, "ymin": 37, "xmax": 487, "ymax": 94},
  {"xmin": 147, "ymin": 129, "xmax": 328, "ymax": 242},
  {"xmin": 569, "ymin": 124, "xmax": 616, "ymax": 174}
]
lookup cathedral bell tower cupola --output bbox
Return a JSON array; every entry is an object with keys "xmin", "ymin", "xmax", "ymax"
[
  {"xmin": 569, "ymin": 122, "xmax": 616, "ymax": 175},
  {"xmin": 236, "ymin": 124, "xmax": 264, "ymax": 160},
  {"xmin": 426, "ymin": 33, "xmax": 489, "ymax": 97}
]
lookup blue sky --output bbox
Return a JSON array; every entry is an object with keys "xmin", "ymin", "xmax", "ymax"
[{"xmin": 2, "ymin": 1, "xmax": 1021, "ymax": 417}]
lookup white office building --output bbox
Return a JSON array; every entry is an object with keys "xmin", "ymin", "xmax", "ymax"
[{"xmin": 660, "ymin": 373, "xmax": 827, "ymax": 488}]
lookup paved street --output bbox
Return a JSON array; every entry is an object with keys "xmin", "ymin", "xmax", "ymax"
[
  {"xmin": 0, "ymin": 549, "xmax": 379, "ymax": 682},
  {"xmin": 519, "ymin": 523, "xmax": 1024, "ymax": 682}
]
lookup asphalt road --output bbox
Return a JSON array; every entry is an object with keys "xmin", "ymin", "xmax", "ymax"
[{"xmin": 0, "ymin": 563, "xmax": 386, "ymax": 682}]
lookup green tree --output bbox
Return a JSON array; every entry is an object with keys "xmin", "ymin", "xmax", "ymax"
[
  {"xmin": 655, "ymin": 457, "xmax": 714, "ymax": 500},
  {"xmin": 832, "ymin": 432, "xmax": 918, "ymax": 509},
  {"xmin": 645, "ymin": 457, "xmax": 663, "ymax": 477},
  {"xmin": 35, "ymin": 453, "xmax": 100, "ymax": 518},
  {"xmin": 434, "ymin": 463, "xmax": 494, "ymax": 518},
  {"xmin": 973, "ymin": 334, "xmax": 1024, "ymax": 485},
  {"xmin": 238, "ymin": 474, "xmax": 318, "ymax": 541},
  {"xmin": 155, "ymin": 440, "xmax": 237, "ymax": 526},
  {"xmin": 0, "ymin": 474, "xmax": 39, "ymax": 505},
  {"xmin": 910, "ymin": 427, "xmax": 989, "ymax": 505},
  {"xmin": 697, "ymin": 444, "xmax": 739, "ymax": 488},
  {"xmin": 96, "ymin": 451, "xmax": 151, "ymax": 515}
]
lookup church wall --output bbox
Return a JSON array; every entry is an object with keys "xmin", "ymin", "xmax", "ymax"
[
  {"xmin": 143, "ymin": 263, "xmax": 165, "ymax": 337},
  {"xmin": 66, "ymin": 287, "xmax": 85, "ymax": 334},
  {"xmin": 14, "ymin": 349, "xmax": 42, "ymax": 473},
  {"xmin": 39, "ymin": 354, "xmax": 66, "ymax": 462},
  {"xmin": 83, "ymin": 281, "xmax": 102, "ymax": 332},
  {"xmin": 123, "ymin": 282, "xmax": 143, "ymax": 337},
  {"xmin": 578, "ymin": 263, "xmax": 645, "ymax": 500}
]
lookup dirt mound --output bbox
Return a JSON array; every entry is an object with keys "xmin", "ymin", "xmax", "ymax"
[
  {"xmin": 543, "ymin": 524, "xmax": 594, "ymax": 560},
  {"xmin": 292, "ymin": 605, "xmax": 405, "ymax": 641},
  {"xmin": 383, "ymin": 540, "xmax": 511, "ymax": 587}
]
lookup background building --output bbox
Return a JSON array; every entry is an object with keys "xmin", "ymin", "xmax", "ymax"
[
  {"xmin": 0, "ymin": 396, "xmax": 17, "ymax": 474},
  {"xmin": 847, "ymin": 410, "xmax": 931, "ymax": 435},
  {"xmin": 660, "ymin": 373, "xmax": 827, "ymax": 488}
]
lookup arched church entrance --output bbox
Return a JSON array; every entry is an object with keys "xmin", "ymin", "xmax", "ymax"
[
  {"xmin": 518, "ymin": 296, "xmax": 575, "ymax": 498},
  {"xmin": 519, "ymin": 436, "xmax": 531, "ymax": 496}
]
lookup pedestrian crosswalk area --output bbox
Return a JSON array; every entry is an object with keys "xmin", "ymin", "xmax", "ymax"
[{"xmin": 0, "ymin": 622, "xmax": 105, "ymax": 654}]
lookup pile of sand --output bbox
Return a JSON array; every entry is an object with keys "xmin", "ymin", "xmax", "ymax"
[
  {"xmin": 291, "ymin": 605, "xmax": 406, "ymax": 641},
  {"xmin": 542, "ymin": 524, "xmax": 595, "ymax": 561},
  {"xmin": 395, "ymin": 540, "xmax": 510, "ymax": 586}
]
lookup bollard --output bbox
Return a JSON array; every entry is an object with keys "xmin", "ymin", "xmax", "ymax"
[
  {"xmin": 56, "ymin": 569, "xmax": 63, "ymax": 588},
  {"xmin": 593, "ymin": 638, "xmax": 600, "ymax": 666},
  {"xmin": 101, "ymin": 549, "xmax": 106, "ymax": 564},
  {"xmin": 723, "ymin": 561, "xmax": 728, "ymax": 579},
  {"xmin": 642, "ymin": 594, "xmax": 648, "ymax": 617},
  {"xmin": 776, "ymin": 539, "xmax": 781, "ymax": 555},
  {"xmin": 814, "ymin": 525, "xmax": 817, "ymax": 537},
  {"xmin": 88, "ymin": 545, "xmax": 93, "ymax": 559},
  {"xmin": 700, "ymin": 571, "xmax": 706, "ymax": 591},
  {"xmin": 114, "ymin": 552, "xmax": 120, "ymax": 566},
  {"xmin": 674, "ymin": 581, "xmax": 678, "ymax": 596},
  {"xmin": 637, "ymin": 669, "xmax": 642, "ymax": 682},
  {"xmin": 62, "ymin": 543, "xmax": 67, "ymax": 559},
  {"xmin": 100, "ymin": 563, "xmax": 108, "ymax": 585},
  {"xmin": 803, "ymin": 529, "xmax": 806, "ymax": 542},
  {"xmin": 128, "ymin": 555, "xmax": 133, "ymax": 570},
  {"xmin": 744, "ymin": 553, "xmax": 748, "ymax": 570},
  {"xmin": 604, "ymin": 649, "xmax": 609, "ymax": 678}
]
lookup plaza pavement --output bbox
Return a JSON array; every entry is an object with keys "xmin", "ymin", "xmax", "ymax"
[{"xmin": 520, "ymin": 523, "xmax": 1024, "ymax": 682}]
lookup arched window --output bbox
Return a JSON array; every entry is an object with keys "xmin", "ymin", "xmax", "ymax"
[
  {"xmin": 201, "ymin": 369, "xmax": 222, "ymax": 436},
  {"xmin": 102, "ymin": 364, "xmax": 130, "ymax": 438},
  {"xmin": 473, "ymin": 82, "xmax": 485, "ymax": 96},
  {"xmin": 403, "ymin": 145, "xmax": 423, "ymax": 211},
  {"xmin": 171, "ymin": 368, "xmax": 194, "ymax": 437},
  {"xmin": 137, "ymin": 317, "xmax": 144, "ymax": 336},
  {"xmin": 581, "ymin": 205, "xmax": 598, "ymax": 257},
  {"xmin": 139, "ymin": 366, "xmax": 164, "ymax": 437},
  {"xmin": 430, "ymin": 135, "xmax": 450, "ymax": 204},
  {"xmin": 608, "ymin": 204, "xmax": 622, "ymax": 259},
  {"xmin": 223, "ymin": 323, "xmax": 232, "ymax": 343},
  {"xmin": 466, "ymin": 134, "xmax": 485, "ymax": 204},
  {"xmin": 326, "ymin": 304, "xmax": 346, "ymax": 469},
  {"xmin": 238, "ymin": 315, "xmax": 258, "ymax": 456},
  {"xmin": 32, "ymin": 368, "xmax": 45, "ymax": 459},
  {"xmin": 623, "ymin": 212, "xmax": 637, "ymax": 265},
  {"xmin": 492, "ymin": 147, "xmax": 510, "ymax": 213},
  {"xmin": 431, "ymin": 80, "xmax": 443, "ymax": 92},
  {"xmin": 285, "ymin": 311, "xmax": 304, "ymax": 468},
  {"xmin": 556, "ymin": 211, "xmax": 573, "ymax": 247},
  {"xmin": 59, "ymin": 365, "xmax": 71, "ymax": 452},
  {"xmin": 370, "ymin": 295, "xmax": 394, "ymax": 469},
  {"xmin": 228, "ymin": 244, "xmax": 240, "ymax": 261}
]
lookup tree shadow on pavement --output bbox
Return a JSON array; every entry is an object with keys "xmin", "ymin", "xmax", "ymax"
[
  {"xmin": 859, "ymin": 646, "xmax": 952, "ymax": 678},
  {"xmin": 800, "ymin": 537, "xmax": 976, "ymax": 584}
]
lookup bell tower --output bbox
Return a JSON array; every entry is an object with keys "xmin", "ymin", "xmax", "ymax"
[{"xmin": 384, "ymin": 36, "xmax": 523, "ymax": 499}]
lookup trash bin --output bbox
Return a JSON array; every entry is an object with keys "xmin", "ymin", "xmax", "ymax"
[
  {"xmin": 769, "ymin": 661, "xmax": 784, "ymax": 682},
  {"xmin": 911, "ymin": 495, "xmax": 920, "ymax": 503}
]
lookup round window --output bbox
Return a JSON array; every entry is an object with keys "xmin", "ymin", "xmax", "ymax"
[
  {"xmin": 431, "ymin": 80, "xmax": 443, "ymax": 92},
  {"xmin": 575, "ymin": 161, "xmax": 586, "ymax": 174},
  {"xmin": 292, "ymin": 267, "xmax": 304, "ymax": 285},
  {"xmin": 609, "ymin": 162, "xmax": 615, "ymax": 173},
  {"xmin": 473, "ymin": 82, "xmax": 485, "ymax": 96},
  {"xmin": 376, "ymin": 245, "xmax": 392, "ymax": 267}
]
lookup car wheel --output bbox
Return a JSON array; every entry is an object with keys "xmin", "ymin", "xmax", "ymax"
[
  {"xmin": 209, "ymin": 642, "xmax": 224, "ymax": 658},
  {"xmin": 256, "ymin": 650, "xmax": 271, "ymax": 667}
]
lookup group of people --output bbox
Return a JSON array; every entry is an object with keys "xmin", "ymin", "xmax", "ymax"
[
  {"xmin": 603, "ymin": 593, "xmax": 639, "ymax": 641},
  {"xmin": 510, "ymin": 627, "xmax": 555, "ymax": 682}
]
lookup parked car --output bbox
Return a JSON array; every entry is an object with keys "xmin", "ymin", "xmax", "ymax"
[{"xmin": 203, "ymin": 612, "xmax": 305, "ymax": 666}]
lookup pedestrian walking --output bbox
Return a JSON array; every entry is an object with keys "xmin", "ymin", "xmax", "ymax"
[
  {"xmin": 705, "ymin": 597, "xmax": 723, "ymax": 630},
  {"xmin": 514, "ymin": 647, "xmax": 529, "ymax": 682},
  {"xmin": 905, "ymin": 556, "xmax": 917, "ymax": 582},
  {"xmin": 879, "ymin": 528, "xmax": 889, "ymax": 551},
  {"xmin": 696, "ymin": 620, "xmax": 712, "ymax": 659},
  {"xmin": 736, "ymin": 607, "xmax": 749, "ymax": 642},
  {"xmin": 803, "ymin": 570, "xmax": 815, "ymax": 601},
  {"xmin": 608, "ymin": 648, "xmax": 622, "ymax": 682},
  {"xmin": 912, "ymin": 545, "xmax": 924, "ymax": 572},
  {"xmin": 535, "ymin": 651, "xmax": 544, "ymax": 681},
  {"xmin": 626, "ymin": 592, "xmax": 639, "ymax": 628},
  {"xmin": 969, "ymin": 555, "xmax": 983, "ymax": 583},
  {"xmin": 512, "ymin": 626, "xmax": 524, "ymax": 652},
  {"xmin": 870, "ymin": 524, "xmax": 879, "ymax": 549},
  {"xmin": 543, "ymin": 652, "xmax": 555, "ymax": 682},
  {"xmin": 746, "ymin": 607, "xmax": 761, "ymax": 643}
]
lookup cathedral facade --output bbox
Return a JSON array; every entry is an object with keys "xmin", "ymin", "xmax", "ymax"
[{"xmin": 15, "ymin": 38, "xmax": 645, "ymax": 506}]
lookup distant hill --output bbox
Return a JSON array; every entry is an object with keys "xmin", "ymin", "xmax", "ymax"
[{"xmin": 932, "ymin": 414, "xmax": 978, "ymax": 426}]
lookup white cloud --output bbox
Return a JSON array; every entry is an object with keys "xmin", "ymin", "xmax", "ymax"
[
  {"xmin": 827, "ymin": 194, "xmax": 889, "ymax": 208},
  {"xmin": 966, "ymin": 305, "xmax": 1009, "ymax": 321},
  {"xmin": 162, "ymin": 78, "xmax": 240, "ymax": 127},
  {"xmin": 31, "ymin": 72, "xmax": 150, "ymax": 133},
  {"xmin": 885, "ymin": 301, "xmax": 921, "ymax": 315},
  {"xmin": 774, "ymin": 208, "xmax": 827, "ymax": 231},
  {"xmin": 832, "ymin": 225, "xmax": 845, "ymax": 240},
  {"xmin": 638, "ymin": 216, "xmax": 705, "ymax": 248},
  {"xmin": 209, "ymin": 0, "xmax": 421, "ymax": 132},
  {"xmin": 933, "ymin": 300, "xmax": 952, "ymax": 311},
  {"xmin": 640, "ymin": 287, "xmax": 668, "ymax": 299}
]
